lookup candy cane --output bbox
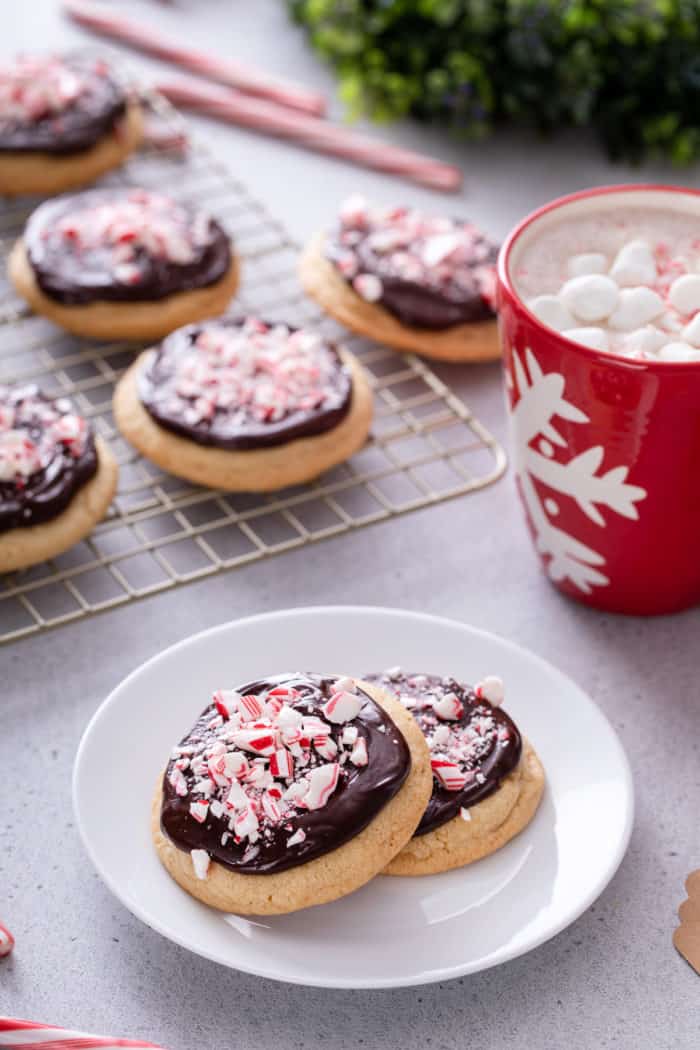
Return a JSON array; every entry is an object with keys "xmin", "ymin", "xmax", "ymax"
[
  {"xmin": 156, "ymin": 76, "xmax": 463, "ymax": 193},
  {"xmin": 0, "ymin": 1016, "xmax": 166, "ymax": 1048},
  {"xmin": 62, "ymin": 0, "xmax": 325, "ymax": 116},
  {"xmin": 0, "ymin": 923, "xmax": 14, "ymax": 958}
]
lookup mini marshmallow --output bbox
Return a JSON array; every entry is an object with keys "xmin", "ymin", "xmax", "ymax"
[
  {"xmin": 562, "ymin": 327, "xmax": 610, "ymax": 351},
  {"xmin": 668, "ymin": 274, "xmax": 700, "ymax": 315},
  {"xmin": 559, "ymin": 274, "xmax": 619, "ymax": 322},
  {"xmin": 190, "ymin": 849, "xmax": 210, "ymax": 880},
  {"xmin": 566, "ymin": 252, "xmax": 607, "ymax": 278},
  {"xmin": 682, "ymin": 313, "xmax": 700, "ymax": 347},
  {"xmin": 607, "ymin": 287, "xmax": 664, "ymax": 331},
  {"xmin": 609, "ymin": 239, "xmax": 657, "ymax": 287},
  {"xmin": 659, "ymin": 311, "xmax": 684, "ymax": 333},
  {"xmin": 657, "ymin": 342, "xmax": 700, "ymax": 362},
  {"xmin": 622, "ymin": 326, "xmax": 667, "ymax": 355},
  {"xmin": 528, "ymin": 294, "xmax": 576, "ymax": 332}
]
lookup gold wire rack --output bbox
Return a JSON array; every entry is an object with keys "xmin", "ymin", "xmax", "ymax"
[{"xmin": 0, "ymin": 93, "xmax": 507, "ymax": 644}]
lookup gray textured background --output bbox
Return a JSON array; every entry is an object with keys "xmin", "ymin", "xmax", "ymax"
[{"xmin": 1, "ymin": 2, "xmax": 699, "ymax": 1047}]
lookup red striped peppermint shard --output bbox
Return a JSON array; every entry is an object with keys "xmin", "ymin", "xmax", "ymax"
[
  {"xmin": 433, "ymin": 692, "xmax": 464, "ymax": 721},
  {"xmin": 229, "ymin": 727, "xmax": 276, "ymax": 756},
  {"xmin": 322, "ymin": 688, "xmax": 362, "ymax": 724},
  {"xmin": 213, "ymin": 688, "xmax": 241, "ymax": 719},
  {"xmin": 0, "ymin": 922, "xmax": 14, "ymax": 958},
  {"xmin": 431, "ymin": 758, "xmax": 468, "ymax": 792},
  {"xmin": 302, "ymin": 763, "xmax": 340, "ymax": 809},
  {"xmin": 0, "ymin": 1015, "xmax": 166, "ymax": 1047},
  {"xmin": 474, "ymin": 676, "xmax": 505, "ymax": 707}
]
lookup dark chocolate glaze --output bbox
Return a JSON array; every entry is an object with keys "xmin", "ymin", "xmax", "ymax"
[
  {"xmin": 139, "ymin": 320, "xmax": 353, "ymax": 451},
  {"xmin": 160, "ymin": 672, "xmax": 411, "ymax": 875},
  {"xmin": 0, "ymin": 385, "xmax": 97, "ymax": 533},
  {"xmin": 326, "ymin": 223, "xmax": 498, "ymax": 330},
  {"xmin": 24, "ymin": 191, "xmax": 231, "ymax": 305},
  {"xmin": 0, "ymin": 56, "xmax": 128, "ymax": 155},
  {"xmin": 365, "ymin": 671, "xmax": 521, "ymax": 835}
]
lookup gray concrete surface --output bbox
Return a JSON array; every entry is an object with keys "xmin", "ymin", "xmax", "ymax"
[{"xmin": 1, "ymin": 2, "xmax": 699, "ymax": 1047}]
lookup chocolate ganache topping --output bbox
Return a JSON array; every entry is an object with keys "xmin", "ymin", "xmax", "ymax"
[
  {"xmin": 365, "ymin": 670, "xmax": 521, "ymax": 835},
  {"xmin": 0, "ymin": 54, "xmax": 129, "ymax": 155},
  {"xmin": 0, "ymin": 384, "xmax": 97, "ymax": 532},
  {"xmin": 325, "ymin": 195, "xmax": 499, "ymax": 330},
  {"xmin": 24, "ymin": 189, "xmax": 231, "ymax": 305},
  {"xmin": 160, "ymin": 672, "xmax": 411, "ymax": 876},
  {"xmin": 139, "ymin": 317, "xmax": 353, "ymax": 450}
]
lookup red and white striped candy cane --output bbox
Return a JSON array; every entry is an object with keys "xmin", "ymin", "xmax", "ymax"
[
  {"xmin": 0, "ymin": 923, "xmax": 13, "ymax": 958},
  {"xmin": 62, "ymin": 0, "xmax": 326, "ymax": 117},
  {"xmin": 156, "ymin": 76, "xmax": 463, "ymax": 193},
  {"xmin": 0, "ymin": 1017, "xmax": 166, "ymax": 1049}
]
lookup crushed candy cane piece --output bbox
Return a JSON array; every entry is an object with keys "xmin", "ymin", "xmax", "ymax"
[
  {"xmin": 191, "ymin": 849, "xmax": 210, "ymax": 880},
  {"xmin": 323, "ymin": 690, "xmax": 362, "ymax": 724}
]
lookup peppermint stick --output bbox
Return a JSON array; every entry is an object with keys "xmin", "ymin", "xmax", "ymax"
[
  {"xmin": 62, "ymin": 0, "xmax": 325, "ymax": 117},
  {"xmin": 157, "ymin": 76, "xmax": 463, "ymax": 193},
  {"xmin": 0, "ymin": 1017, "xmax": 166, "ymax": 1048}
]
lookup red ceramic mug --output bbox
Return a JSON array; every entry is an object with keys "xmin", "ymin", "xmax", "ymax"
[{"xmin": 498, "ymin": 184, "xmax": 700, "ymax": 615}]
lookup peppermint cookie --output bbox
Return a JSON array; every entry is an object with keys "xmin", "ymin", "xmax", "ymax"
[
  {"xmin": 0, "ymin": 384, "xmax": 118, "ymax": 572},
  {"xmin": 299, "ymin": 195, "xmax": 500, "ymax": 362},
  {"xmin": 9, "ymin": 189, "xmax": 239, "ymax": 341},
  {"xmin": 0, "ymin": 54, "xmax": 142, "ymax": 196},
  {"xmin": 152, "ymin": 673, "xmax": 432, "ymax": 914},
  {"xmin": 365, "ymin": 670, "xmax": 544, "ymax": 875},
  {"xmin": 113, "ymin": 317, "xmax": 373, "ymax": 491}
]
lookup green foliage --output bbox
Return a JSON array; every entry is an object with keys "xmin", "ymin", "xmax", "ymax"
[{"xmin": 289, "ymin": 0, "xmax": 700, "ymax": 163}]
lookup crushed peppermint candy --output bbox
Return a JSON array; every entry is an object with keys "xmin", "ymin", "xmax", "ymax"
[
  {"xmin": 47, "ymin": 190, "xmax": 210, "ymax": 280},
  {"xmin": 0, "ymin": 384, "xmax": 90, "ymax": 484},
  {"xmin": 326, "ymin": 195, "xmax": 499, "ymax": 326},
  {"xmin": 0, "ymin": 56, "xmax": 86, "ymax": 125},
  {"xmin": 364, "ymin": 670, "xmax": 522, "ymax": 836},
  {"xmin": 140, "ymin": 317, "xmax": 352, "ymax": 441},
  {"xmin": 161, "ymin": 672, "xmax": 411, "ymax": 876}
]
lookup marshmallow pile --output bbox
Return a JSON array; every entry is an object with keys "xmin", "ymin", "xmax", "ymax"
[
  {"xmin": 169, "ymin": 677, "xmax": 375, "ymax": 880},
  {"xmin": 53, "ymin": 190, "xmax": 213, "ymax": 285},
  {"xmin": 0, "ymin": 56, "xmax": 85, "ymax": 125},
  {"xmin": 528, "ymin": 238, "xmax": 700, "ymax": 362},
  {"xmin": 329, "ymin": 194, "xmax": 497, "ymax": 309},
  {"xmin": 0, "ymin": 385, "xmax": 89, "ymax": 484},
  {"xmin": 151, "ymin": 318, "xmax": 346, "ymax": 427},
  {"xmin": 380, "ymin": 669, "xmax": 509, "ymax": 802}
]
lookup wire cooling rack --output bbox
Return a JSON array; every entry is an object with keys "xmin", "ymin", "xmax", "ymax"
[{"xmin": 0, "ymin": 93, "xmax": 506, "ymax": 644}]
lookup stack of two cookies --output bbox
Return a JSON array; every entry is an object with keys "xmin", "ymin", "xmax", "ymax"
[{"xmin": 153, "ymin": 669, "xmax": 544, "ymax": 914}]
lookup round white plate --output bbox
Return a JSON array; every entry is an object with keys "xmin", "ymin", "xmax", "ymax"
[{"xmin": 73, "ymin": 606, "xmax": 633, "ymax": 988}]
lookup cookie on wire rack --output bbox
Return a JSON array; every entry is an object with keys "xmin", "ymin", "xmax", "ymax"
[{"xmin": 300, "ymin": 195, "xmax": 500, "ymax": 362}]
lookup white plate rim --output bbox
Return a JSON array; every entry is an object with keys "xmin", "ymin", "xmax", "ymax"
[{"xmin": 73, "ymin": 604, "xmax": 635, "ymax": 988}]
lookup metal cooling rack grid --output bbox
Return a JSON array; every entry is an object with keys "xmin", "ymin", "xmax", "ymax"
[{"xmin": 0, "ymin": 101, "xmax": 507, "ymax": 644}]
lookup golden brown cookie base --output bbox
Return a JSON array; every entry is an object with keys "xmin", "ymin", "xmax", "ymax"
[
  {"xmin": 113, "ymin": 348, "xmax": 373, "ymax": 492},
  {"xmin": 299, "ymin": 231, "xmax": 500, "ymax": 363},
  {"xmin": 9, "ymin": 240, "xmax": 240, "ymax": 343},
  {"xmin": 384, "ymin": 738, "xmax": 545, "ymax": 876},
  {"xmin": 151, "ymin": 681, "xmax": 432, "ymax": 915},
  {"xmin": 0, "ymin": 102, "xmax": 143, "ymax": 197},
  {"xmin": 0, "ymin": 435, "xmax": 118, "ymax": 573}
]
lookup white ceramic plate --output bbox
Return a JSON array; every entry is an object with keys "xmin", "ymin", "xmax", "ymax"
[{"xmin": 73, "ymin": 606, "xmax": 633, "ymax": 988}]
